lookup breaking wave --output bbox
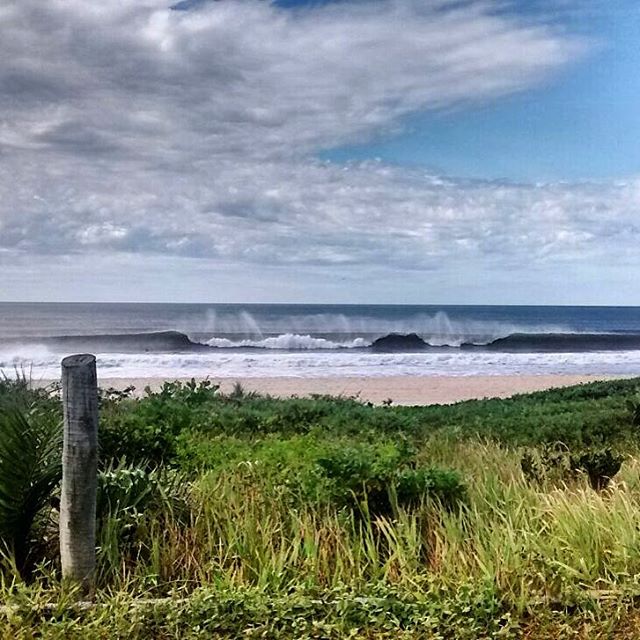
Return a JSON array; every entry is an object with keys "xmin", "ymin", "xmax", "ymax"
[
  {"xmin": 371, "ymin": 332, "xmax": 640, "ymax": 352},
  {"xmin": 206, "ymin": 334, "xmax": 369, "ymax": 350},
  {"xmin": 6, "ymin": 329, "xmax": 640, "ymax": 354},
  {"xmin": 207, "ymin": 331, "xmax": 640, "ymax": 353}
]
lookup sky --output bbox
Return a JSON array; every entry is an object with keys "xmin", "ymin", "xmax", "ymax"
[{"xmin": 1, "ymin": 0, "xmax": 639, "ymax": 304}]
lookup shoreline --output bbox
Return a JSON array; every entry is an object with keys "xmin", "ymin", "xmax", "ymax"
[{"xmin": 62, "ymin": 374, "xmax": 628, "ymax": 406}]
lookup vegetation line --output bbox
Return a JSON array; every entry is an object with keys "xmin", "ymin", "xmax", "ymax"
[{"xmin": 3, "ymin": 375, "xmax": 640, "ymax": 638}]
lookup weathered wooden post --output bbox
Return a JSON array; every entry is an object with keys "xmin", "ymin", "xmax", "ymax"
[{"xmin": 60, "ymin": 354, "xmax": 98, "ymax": 596}]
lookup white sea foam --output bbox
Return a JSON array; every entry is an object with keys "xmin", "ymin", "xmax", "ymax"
[
  {"xmin": 0, "ymin": 344, "xmax": 52, "ymax": 367},
  {"xmin": 4, "ymin": 348, "xmax": 640, "ymax": 380},
  {"xmin": 205, "ymin": 334, "xmax": 369, "ymax": 350}
]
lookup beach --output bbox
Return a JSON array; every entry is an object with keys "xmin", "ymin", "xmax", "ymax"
[{"xmin": 95, "ymin": 374, "xmax": 617, "ymax": 405}]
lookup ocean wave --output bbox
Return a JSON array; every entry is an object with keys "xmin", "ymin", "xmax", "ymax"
[
  {"xmin": 206, "ymin": 334, "xmax": 369, "ymax": 350},
  {"xmin": 2, "ymin": 331, "xmax": 204, "ymax": 353},
  {"xmin": 480, "ymin": 332, "xmax": 640, "ymax": 352},
  {"xmin": 5, "ymin": 329, "xmax": 640, "ymax": 356},
  {"xmin": 371, "ymin": 331, "xmax": 640, "ymax": 352}
]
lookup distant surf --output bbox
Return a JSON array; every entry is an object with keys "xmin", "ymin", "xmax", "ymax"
[
  {"xmin": 8, "ymin": 329, "xmax": 640, "ymax": 354},
  {"xmin": 2, "ymin": 302, "xmax": 640, "ymax": 378},
  {"xmin": 2, "ymin": 331, "xmax": 204, "ymax": 354},
  {"xmin": 370, "ymin": 331, "xmax": 640, "ymax": 353}
]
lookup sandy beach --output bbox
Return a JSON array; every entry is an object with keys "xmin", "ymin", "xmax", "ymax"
[{"xmin": 91, "ymin": 374, "xmax": 620, "ymax": 406}]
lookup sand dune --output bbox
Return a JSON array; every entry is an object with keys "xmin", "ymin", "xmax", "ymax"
[{"xmin": 91, "ymin": 374, "xmax": 620, "ymax": 406}]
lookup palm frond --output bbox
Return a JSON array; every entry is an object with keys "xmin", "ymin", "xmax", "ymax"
[{"xmin": 0, "ymin": 406, "xmax": 62, "ymax": 573}]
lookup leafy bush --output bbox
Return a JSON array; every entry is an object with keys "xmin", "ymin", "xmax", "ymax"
[
  {"xmin": 520, "ymin": 444, "xmax": 572, "ymax": 485},
  {"xmin": 99, "ymin": 381, "xmax": 220, "ymax": 466},
  {"xmin": 395, "ymin": 466, "xmax": 466, "ymax": 511},
  {"xmin": 626, "ymin": 394, "xmax": 640, "ymax": 427},
  {"xmin": 569, "ymin": 448, "xmax": 623, "ymax": 491},
  {"xmin": 0, "ymin": 581, "xmax": 522, "ymax": 640},
  {"xmin": 97, "ymin": 377, "xmax": 640, "ymax": 471},
  {"xmin": 148, "ymin": 378, "xmax": 220, "ymax": 405},
  {"xmin": 521, "ymin": 443, "xmax": 624, "ymax": 491},
  {"xmin": 316, "ymin": 442, "xmax": 466, "ymax": 515}
]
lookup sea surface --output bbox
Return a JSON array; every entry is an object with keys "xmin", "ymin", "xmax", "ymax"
[{"xmin": 1, "ymin": 302, "xmax": 640, "ymax": 379}]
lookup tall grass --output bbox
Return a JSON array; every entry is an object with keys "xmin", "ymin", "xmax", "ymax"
[
  {"xmin": 3, "ymin": 378, "xmax": 640, "ymax": 637},
  {"xmin": 98, "ymin": 448, "xmax": 640, "ymax": 599},
  {"xmin": 6, "ymin": 446, "xmax": 638, "ymax": 637}
]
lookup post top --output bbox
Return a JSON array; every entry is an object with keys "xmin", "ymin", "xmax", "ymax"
[{"xmin": 61, "ymin": 354, "xmax": 96, "ymax": 368}]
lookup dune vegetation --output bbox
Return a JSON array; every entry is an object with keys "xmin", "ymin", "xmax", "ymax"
[{"xmin": 3, "ymin": 375, "xmax": 640, "ymax": 638}]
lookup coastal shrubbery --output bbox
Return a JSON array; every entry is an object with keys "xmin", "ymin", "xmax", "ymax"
[
  {"xmin": 315, "ymin": 442, "xmax": 466, "ymax": 515},
  {"xmin": 0, "ymin": 381, "xmax": 61, "ymax": 575},
  {"xmin": 3, "ymin": 376, "xmax": 640, "ymax": 637},
  {"xmin": 520, "ymin": 443, "xmax": 625, "ymax": 490}
]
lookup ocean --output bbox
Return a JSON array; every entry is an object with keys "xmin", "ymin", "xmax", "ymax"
[{"xmin": 1, "ymin": 302, "xmax": 640, "ymax": 379}]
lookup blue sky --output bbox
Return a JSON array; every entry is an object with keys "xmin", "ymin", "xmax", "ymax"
[
  {"xmin": 321, "ymin": 0, "xmax": 640, "ymax": 182},
  {"xmin": 171, "ymin": 0, "xmax": 640, "ymax": 182},
  {"xmin": 1, "ymin": 0, "xmax": 639, "ymax": 304}
]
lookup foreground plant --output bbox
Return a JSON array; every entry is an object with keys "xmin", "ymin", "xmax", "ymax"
[
  {"xmin": 0, "ymin": 407, "xmax": 61, "ymax": 575},
  {"xmin": 2, "ymin": 378, "xmax": 640, "ymax": 637}
]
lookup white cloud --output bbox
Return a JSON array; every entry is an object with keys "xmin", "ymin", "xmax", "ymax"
[
  {"xmin": 3, "ymin": 156, "xmax": 639, "ymax": 270},
  {"xmin": 2, "ymin": 0, "xmax": 636, "ymax": 302},
  {"xmin": 1, "ymin": 0, "xmax": 584, "ymax": 158}
]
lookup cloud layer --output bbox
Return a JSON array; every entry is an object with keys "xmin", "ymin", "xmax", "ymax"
[{"xmin": 1, "ymin": 0, "xmax": 637, "ymax": 301}]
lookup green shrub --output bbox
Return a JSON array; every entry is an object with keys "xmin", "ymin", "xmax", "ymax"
[
  {"xmin": 149, "ymin": 378, "xmax": 220, "ymax": 405},
  {"xmin": 97, "ymin": 377, "xmax": 640, "ymax": 472},
  {"xmin": 521, "ymin": 444, "xmax": 624, "ymax": 491},
  {"xmin": 316, "ymin": 442, "xmax": 465, "ymax": 515},
  {"xmin": 626, "ymin": 394, "xmax": 640, "ymax": 427},
  {"xmin": 569, "ymin": 448, "xmax": 623, "ymax": 491},
  {"xmin": 520, "ymin": 444, "xmax": 572, "ymax": 485},
  {"xmin": 395, "ymin": 466, "xmax": 467, "ymax": 511}
]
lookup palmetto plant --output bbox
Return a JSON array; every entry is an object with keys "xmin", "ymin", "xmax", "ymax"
[{"xmin": 0, "ymin": 404, "xmax": 62, "ymax": 575}]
